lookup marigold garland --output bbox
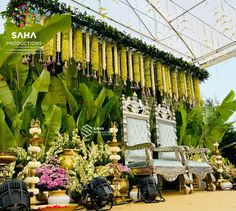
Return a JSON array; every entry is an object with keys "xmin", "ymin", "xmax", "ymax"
[
  {"xmin": 61, "ymin": 28, "xmax": 70, "ymax": 61},
  {"xmin": 121, "ymin": 46, "xmax": 127, "ymax": 81},
  {"xmin": 193, "ymin": 77, "xmax": 201, "ymax": 101},
  {"xmin": 106, "ymin": 41, "xmax": 113, "ymax": 77},
  {"xmin": 186, "ymin": 73, "xmax": 193, "ymax": 103},
  {"xmin": 170, "ymin": 69, "xmax": 178, "ymax": 99},
  {"xmin": 144, "ymin": 57, "xmax": 151, "ymax": 88},
  {"xmin": 73, "ymin": 28, "xmax": 83, "ymax": 63},
  {"xmin": 133, "ymin": 51, "xmax": 140, "ymax": 84},
  {"xmin": 91, "ymin": 33, "xmax": 99, "ymax": 72},
  {"xmin": 150, "ymin": 60, "xmax": 156, "ymax": 96},
  {"xmin": 156, "ymin": 62, "xmax": 163, "ymax": 94},
  {"xmin": 178, "ymin": 70, "xmax": 185, "ymax": 98}
]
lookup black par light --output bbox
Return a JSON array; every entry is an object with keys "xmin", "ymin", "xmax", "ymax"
[
  {"xmin": 0, "ymin": 179, "xmax": 31, "ymax": 211},
  {"xmin": 138, "ymin": 176, "xmax": 165, "ymax": 203},
  {"xmin": 81, "ymin": 177, "xmax": 114, "ymax": 211}
]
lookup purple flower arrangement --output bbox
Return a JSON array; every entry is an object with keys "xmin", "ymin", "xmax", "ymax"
[
  {"xmin": 110, "ymin": 163, "xmax": 131, "ymax": 179},
  {"xmin": 36, "ymin": 157, "xmax": 69, "ymax": 190}
]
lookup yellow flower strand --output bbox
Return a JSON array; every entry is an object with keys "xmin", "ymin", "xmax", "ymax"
[
  {"xmin": 150, "ymin": 59, "xmax": 156, "ymax": 96},
  {"xmin": 170, "ymin": 69, "xmax": 178, "ymax": 99},
  {"xmin": 73, "ymin": 28, "xmax": 83, "ymax": 63},
  {"xmin": 106, "ymin": 41, "xmax": 113, "ymax": 77},
  {"xmin": 121, "ymin": 46, "xmax": 127, "ymax": 81},
  {"xmin": 193, "ymin": 77, "xmax": 201, "ymax": 101},
  {"xmin": 156, "ymin": 62, "xmax": 163, "ymax": 94},
  {"xmin": 162, "ymin": 65, "xmax": 166, "ymax": 94},
  {"xmin": 98, "ymin": 43, "xmax": 103, "ymax": 77},
  {"xmin": 61, "ymin": 28, "xmax": 70, "ymax": 61},
  {"xmin": 186, "ymin": 73, "xmax": 193, "ymax": 103},
  {"xmin": 91, "ymin": 34, "xmax": 99, "ymax": 72},
  {"xmin": 178, "ymin": 70, "xmax": 185, "ymax": 99},
  {"xmin": 133, "ymin": 51, "xmax": 140, "ymax": 84},
  {"xmin": 144, "ymin": 57, "xmax": 151, "ymax": 88},
  {"xmin": 85, "ymin": 31, "xmax": 90, "ymax": 63}
]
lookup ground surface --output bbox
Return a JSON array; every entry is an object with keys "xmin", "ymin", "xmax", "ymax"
[{"xmin": 111, "ymin": 190, "xmax": 236, "ymax": 211}]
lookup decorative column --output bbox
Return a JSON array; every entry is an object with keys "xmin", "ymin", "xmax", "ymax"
[{"xmin": 25, "ymin": 119, "xmax": 42, "ymax": 205}]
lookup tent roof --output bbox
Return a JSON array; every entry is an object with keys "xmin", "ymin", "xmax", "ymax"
[{"xmin": 64, "ymin": 0, "xmax": 236, "ymax": 68}]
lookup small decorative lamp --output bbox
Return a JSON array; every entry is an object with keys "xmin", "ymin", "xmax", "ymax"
[
  {"xmin": 25, "ymin": 119, "xmax": 42, "ymax": 205},
  {"xmin": 109, "ymin": 123, "xmax": 121, "ymax": 163},
  {"xmin": 213, "ymin": 142, "xmax": 224, "ymax": 186}
]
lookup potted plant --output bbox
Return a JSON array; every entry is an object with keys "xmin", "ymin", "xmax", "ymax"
[
  {"xmin": 36, "ymin": 157, "xmax": 70, "ymax": 204},
  {"xmin": 46, "ymin": 129, "xmax": 83, "ymax": 170}
]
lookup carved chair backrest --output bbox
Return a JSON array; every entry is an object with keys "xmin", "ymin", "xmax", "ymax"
[
  {"xmin": 121, "ymin": 93, "xmax": 151, "ymax": 165},
  {"xmin": 154, "ymin": 103, "xmax": 178, "ymax": 161}
]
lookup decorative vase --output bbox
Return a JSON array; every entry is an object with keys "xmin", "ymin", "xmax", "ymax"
[
  {"xmin": 119, "ymin": 178, "xmax": 129, "ymax": 196},
  {"xmin": 48, "ymin": 190, "xmax": 70, "ymax": 204},
  {"xmin": 129, "ymin": 186, "xmax": 139, "ymax": 202},
  {"xmin": 220, "ymin": 181, "xmax": 233, "ymax": 190},
  {"xmin": 58, "ymin": 149, "xmax": 78, "ymax": 170}
]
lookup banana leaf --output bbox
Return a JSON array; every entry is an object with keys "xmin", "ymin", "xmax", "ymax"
[
  {"xmin": 23, "ymin": 69, "xmax": 50, "ymax": 109},
  {"xmin": 41, "ymin": 105, "xmax": 62, "ymax": 144},
  {"xmin": 0, "ymin": 75, "xmax": 17, "ymax": 119},
  {"xmin": 0, "ymin": 106, "xmax": 16, "ymax": 150}
]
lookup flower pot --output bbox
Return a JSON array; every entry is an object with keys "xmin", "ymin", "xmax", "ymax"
[
  {"xmin": 220, "ymin": 181, "xmax": 233, "ymax": 190},
  {"xmin": 48, "ymin": 190, "xmax": 70, "ymax": 204},
  {"xmin": 129, "ymin": 186, "xmax": 139, "ymax": 202},
  {"xmin": 58, "ymin": 149, "xmax": 78, "ymax": 170}
]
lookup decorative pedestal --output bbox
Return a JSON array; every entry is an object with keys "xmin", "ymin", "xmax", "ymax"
[
  {"xmin": 48, "ymin": 190, "xmax": 70, "ymax": 204},
  {"xmin": 0, "ymin": 151, "xmax": 16, "ymax": 183}
]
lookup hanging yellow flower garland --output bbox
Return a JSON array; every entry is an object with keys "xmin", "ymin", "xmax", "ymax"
[
  {"xmin": 61, "ymin": 28, "xmax": 70, "ymax": 62},
  {"xmin": 73, "ymin": 27, "xmax": 83, "ymax": 63},
  {"xmin": 186, "ymin": 73, "xmax": 193, "ymax": 103},
  {"xmin": 43, "ymin": 36, "xmax": 56, "ymax": 62},
  {"xmin": 106, "ymin": 41, "xmax": 113, "ymax": 78},
  {"xmin": 150, "ymin": 60, "xmax": 156, "ymax": 96},
  {"xmin": 144, "ymin": 57, "xmax": 151, "ymax": 88},
  {"xmin": 128, "ymin": 49, "xmax": 133, "ymax": 82},
  {"xmin": 133, "ymin": 51, "xmax": 140, "ymax": 85},
  {"xmin": 91, "ymin": 33, "xmax": 99, "ymax": 72},
  {"xmin": 98, "ymin": 43, "xmax": 103, "ymax": 77},
  {"xmin": 140, "ymin": 53, "xmax": 145, "ymax": 88},
  {"xmin": 178, "ymin": 70, "xmax": 185, "ymax": 99},
  {"xmin": 156, "ymin": 62, "xmax": 163, "ymax": 95},
  {"xmin": 121, "ymin": 46, "xmax": 127, "ymax": 82},
  {"xmin": 193, "ymin": 77, "xmax": 201, "ymax": 101},
  {"xmin": 170, "ymin": 69, "xmax": 178, "ymax": 99}
]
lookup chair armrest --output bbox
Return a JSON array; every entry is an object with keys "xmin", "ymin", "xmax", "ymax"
[
  {"xmin": 153, "ymin": 146, "xmax": 185, "ymax": 153},
  {"xmin": 185, "ymin": 147, "xmax": 210, "ymax": 162},
  {"xmin": 124, "ymin": 142, "xmax": 155, "ymax": 151}
]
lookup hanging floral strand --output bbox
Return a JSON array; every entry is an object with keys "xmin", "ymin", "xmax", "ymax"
[
  {"xmin": 164, "ymin": 65, "xmax": 170, "ymax": 97},
  {"xmin": 170, "ymin": 68, "xmax": 178, "ymax": 100},
  {"xmin": 121, "ymin": 46, "xmax": 127, "ymax": 86},
  {"xmin": 178, "ymin": 70, "xmax": 185, "ymax": 100},
  {"xmin": 113, "ymin": 43, "xmax": 118, "ymax": 85},
  {"xmin": 106, "ymin": 41, "xmax": 113, "ymax": 85},
  {"xmin": 167, "ymin": 66, "xmax": 172, "ymax": 98},
  {"xmin": 85, "ymin": 31, "xmax": 90, "ymax": 77},
  {"xmin": 162, "ymin": 65, "xmax": 166, "ymax": 95},
  {"xmin": 128, "ymin": 49, "xmax": 133, "ymax": 88},
  {"xmin": 186, "ymin": 73, "xmax": 193, "ymax": 104},
  {"xmin": 69, "ymin": 27, "xmax": 73, "ymax": 62},
  {"xmin": 144, "ymin": 57, "xmax": 151, "ymax": 90},
  {"xmin": 91, "ymin": 33, "xmax": 99, "ymax": 78},
  {"xmin": 150, "ymin": 59, "xmax": 156, "ymax": 96},
  {"xmin": 56, "ymin": 32, "xmax": 61, "ymax": 65},
  {"xmin": 61, "ymin": 28, "xmax": 70, "ymax": 68},
  {"xmin": 140, "ymin": 53, "xmax": 145, "ymax": 90},
  {"xmin": 98, "ymin": 42, "xmax": 103, "ymax": 83},
  {"xmin": 102, "ymin": 39, "xmax": 107, "ymax": 83},
  {"xmin": 193, "ymin": 77, "xmax": 201, "ymax": 102},
  {"xmin": 133, "ymin": 51, "xmax": 140, "ymax": 88},
  {"xmin": 156, "ymin": 62, "xmax": 163, "ymax": 96},
  {"xmin": 73, "ymin": 27, "xmax": 83, "ymax": 70}
]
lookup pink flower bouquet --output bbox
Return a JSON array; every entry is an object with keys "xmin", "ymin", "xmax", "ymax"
[{"xmin": 36, "ymin": 161, "xmax": 69, "ymax": 190}]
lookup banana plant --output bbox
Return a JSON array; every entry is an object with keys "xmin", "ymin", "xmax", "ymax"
[{"xmin": 177, "ymin": 90, "xmax": 236, "ymax": 151}]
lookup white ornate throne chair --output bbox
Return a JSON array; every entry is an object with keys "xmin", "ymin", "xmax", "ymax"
[
  {"xmin": 154, "ymin": 103, "xmax": 216, "ymax": 192},
  {"xmin": 153, "ymin": 103, "xmax": 193, "ymax": 193},
  {"xmin": 121, "ymin": 93, "xmax": 189, "ymax": 193}
]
